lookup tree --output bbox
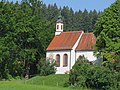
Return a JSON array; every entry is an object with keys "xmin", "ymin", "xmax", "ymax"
[
  {"xmin": 81, "ymin": 9, "xmax": 90, "ymax": 32},
  {"xmin": 89, "ymin": 9, "xmax": 99, "ymax": 32},
  {"xmin": 61, "ymin": 6, "xmax": 71, "ymax": 31},
  {"xmin": 0, "ymin": 0, "xmax": 54, "ymax": 79},
  {"xmin": 66, "ymin": 55, "xmax": 119, "ymax": 90},
  {"xmin": 94, "ymin": 0, "xmax": 120, "ymax": 59},
  {"xmin": 72, "ymin": 10, "xmax": 83, "ymax": 30}
]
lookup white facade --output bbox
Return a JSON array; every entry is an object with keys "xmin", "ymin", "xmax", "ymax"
[
  {"xmin": 46, "ymin": 50, "xmax": 71, "ymax": 74},
  {"xmin": 76, "ymin": 51, "xmax": 97, "ymax": 62},
  {"xmin": 46, "ymin": 50, "xmax": 97, "ymax": 74}
]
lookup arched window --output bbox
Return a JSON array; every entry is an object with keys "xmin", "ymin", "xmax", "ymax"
[
  {"xmin": 56, "ymin": 54, "xmax": 60, "ymax": 67},
  {"xmin": 63, "ymin": 54, "xmax": 68, "ymax": 67}
]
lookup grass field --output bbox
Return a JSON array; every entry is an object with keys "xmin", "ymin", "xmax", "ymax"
[
  {"xmin": 0, "ymin": 74, "xmax": 89, "ymax": 90},
  {"xmin": 26, "ymin": 74, "xmax": 69, "ymax": 87},
  {"xmin": 0, "ymin": 81, "xmax": 71, "ymax": 90},
  {"xmin": 0, "ymin": 74, "xmax": 71, "ymax": 90}
]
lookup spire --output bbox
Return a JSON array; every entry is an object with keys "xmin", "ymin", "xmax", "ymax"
[
  {"xmin": 57, "ymin": 14, "xmax": 63, "ymax": 23},
  {"xmin": 55, "ymin": 13, "xmax": 64, "ymax": 36}
]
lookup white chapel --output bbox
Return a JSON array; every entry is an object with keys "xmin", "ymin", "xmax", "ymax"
[{"xmin": 46, "ymin": 16, "xmax": 98, "ymax": 74}]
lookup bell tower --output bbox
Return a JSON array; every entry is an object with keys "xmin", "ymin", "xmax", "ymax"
[{"xmin": 55, "ymin": 15, "xmax": 63, "ymax": 36}]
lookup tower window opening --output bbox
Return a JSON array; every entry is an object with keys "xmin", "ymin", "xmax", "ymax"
[
  {"xmin": 61, "ymin": 25, "xmax": 63, "ymax": 30},
  {"xmin": 57, "ymin": 25, "xmax": 59, "ymax": 29}
]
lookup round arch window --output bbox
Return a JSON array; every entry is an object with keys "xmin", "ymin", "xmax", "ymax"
[
  {"xmin": 56, "ymin": 54, "xmax": 60, "ymax": 67},
  {"xmin": 63, "ymin": 54, "xmax": 68, "ymax": 67}
]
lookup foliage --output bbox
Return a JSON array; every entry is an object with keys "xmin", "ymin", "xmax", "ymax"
[
  {"xmin": 93, "ymin": 2, "xmax": 120, "ymax": 87},
  {"xmin": 41, "ymin": 3, "xmax": 101, "ymax": 32},
  {"xmin": 0, "ymin": 0, "xmax": 54, "ymax": 79},
  {"xmin": 103, "ymin": 55, "xmax": 120, "ymax": 72},
  {"xmin": 76, "ymin": 55, "xmax": 89, "ymax": 63},
  {"xmin": 40, "ymin": 58, "xmax": 56, "ymax": 76},
  {"xmin": 94, "ymin": 0, "xmax": 120, "ymax": 61},
  {"xmin": 66, "ymin": 56, "xmax": 119, "ymax": 90},
  {"xmin": 61, "ymin": 8, "xmax": 101, "ymax": 32}
]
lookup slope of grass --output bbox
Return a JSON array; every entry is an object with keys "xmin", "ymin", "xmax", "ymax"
[
  {"xmin": 26, "ymin": 74, "xmax": 69, "ymax": 87},
  {"xmin": 0, "ymin": 81, "xmax": 71, "ymax": 90},
  {"xmin": 0, "ymin": 75, "xmax": 90, "ymax": 90}
]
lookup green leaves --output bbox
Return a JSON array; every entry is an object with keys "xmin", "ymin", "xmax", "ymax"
[
  {"xmin": 0, "ymin": 0, "xmax": 54, "ymax": 79},
  {"xmin": 68, "ymin": 60, "xmax": 119, "ymax": 89},
  {"xmin": 94, "ymin": 0, "xmax": 120, "ymax": 60},
  {"xmin": 39, "ymin": 58, "xmax": 56, "ymax": 76}
]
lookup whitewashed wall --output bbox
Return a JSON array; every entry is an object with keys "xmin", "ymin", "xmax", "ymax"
[
  {"xmin": 76, "ymin": 51, "xmax": 97, "ymax": 62},
  {"xmin": 46, "ymin": 50, "xmax": 99, "ymax": 74},
  {"xmin": 70, "ymin": 31, "xmax": 84, "ymax": 68},
  {"xmin": 46, "ymin": 50, "xmax": 71, "ymax": 74}
]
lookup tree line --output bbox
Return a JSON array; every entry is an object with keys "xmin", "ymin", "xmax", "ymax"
[{"xmin": 41, "ymin": 3, "xmax": 101, "ymax": 32}]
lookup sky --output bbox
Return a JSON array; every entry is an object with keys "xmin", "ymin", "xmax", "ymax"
[{"xmin": 8, "ymin": 0, "xmax": 116, "ymax": 12}]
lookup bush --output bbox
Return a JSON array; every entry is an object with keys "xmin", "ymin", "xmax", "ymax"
[
  {"xmin": 7, "ymin": 73, "xmax": 14, "ymax": 80},
  {"xmin": 67, "ymin": 55, "xmax": 119, "ymax": 90},
  {"xmin": 40, "ymin": 59, "xmax": 56, "ymax": 76},
  {"xmin": 103, "ymin": 55, "xmax": 120, "ymax": 72}
]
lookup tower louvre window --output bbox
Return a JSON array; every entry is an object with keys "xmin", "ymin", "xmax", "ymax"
[
  {"xmin": 57, "ymin": 25, "xmax": 59, "ymax": 29},
  {"xmin": 61, "ymin": 25, "xmax": 63, "ymax": 30}
]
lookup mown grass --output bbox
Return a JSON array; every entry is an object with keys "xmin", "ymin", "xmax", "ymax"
[
  {"xmin": 26, "ymin": 74, "xmax": 69, "ymax": 87},
  {"xmin": 0, "ymin": 74, "xmax": 71, "ymax": 90},
  {"xmin": 0, "ymin": 74, "xmax": 90, "ymax": 90},
  {"xmin": 0, "ymin": 81, "xmax": 71, "ymax": 90}
]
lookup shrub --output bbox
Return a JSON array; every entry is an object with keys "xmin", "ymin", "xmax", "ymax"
[
  {"xmin": 40, "ymin": 59, "xmax": 56, "ymax": 76},
  {"xmin": 103, "ymin": 55, "xmax": 120, "ymax": 72},
  {"xmin": 67, "ymin": 55, "xmax": 119, "ymax": 90}
]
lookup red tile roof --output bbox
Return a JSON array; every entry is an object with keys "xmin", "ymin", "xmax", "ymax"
[
  {"xmin": 46, "ymin": 31, "xmax": 82, "ymax": 51},
  {"xmin": 76, "ymin": 33, "xmax": 96, "ymax": 51}
]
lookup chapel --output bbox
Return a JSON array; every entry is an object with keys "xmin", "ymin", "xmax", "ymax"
[{"xmin": 46, "ymin": 15, "xmax": 98, "ymax": 74}]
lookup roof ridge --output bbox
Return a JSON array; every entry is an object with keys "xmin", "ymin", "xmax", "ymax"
[
  {"xmin": 62, "ymin": 31, "xmax": 83, "ymax": 33},
  {"xmin": 84, "ymin": 32, "xmax": 94, "ymax": 34}
]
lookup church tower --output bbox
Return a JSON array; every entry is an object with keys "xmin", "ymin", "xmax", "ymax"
[{"xmin": 55, "ymin": 15, "xmax": 63, "ymax": 36}]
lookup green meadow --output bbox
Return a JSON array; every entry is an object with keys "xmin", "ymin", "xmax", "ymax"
[
  {"xmin": 0, "ymin": 74, "xmax": 90, "ymax": 90},
  {"xmin": 26, "ymin": 74, "xmax": 69, "ymax": 87},
  {"xmin": 0, "ymin": 75, "xmax": 71, "ymax": 90},
  {"xmin": 0, "ymin": 82, "xmax": 71, "ymax": 90}
]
